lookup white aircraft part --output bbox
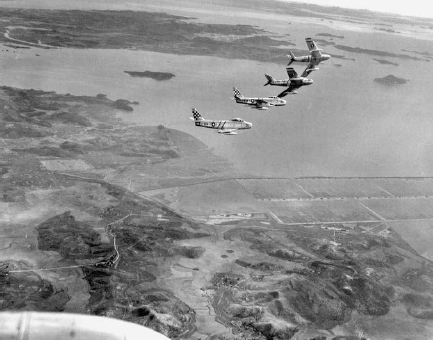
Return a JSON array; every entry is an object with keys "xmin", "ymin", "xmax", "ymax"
[{"xmin": 0, "ymin": 312, "xmax": 170, "ymax": 340}]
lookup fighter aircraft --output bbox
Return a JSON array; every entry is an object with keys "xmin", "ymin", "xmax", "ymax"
[
  {"xmin": 264, "ymin": 67, "xmax": 313, "ymax": 97},
  {"xmin": 263, "ymin": 73, "xmax": 290, "ymax": 87},
  {"xmin": 233, "ymin": 87, "xmax": 286, "ymax": 110},
  {"xmin": 287, "ymin": 37, "xmax": 331, "ymax": 75},
  {"xmin": 190, "ymin": 108, "xmax": 252, "ymax": 135}
]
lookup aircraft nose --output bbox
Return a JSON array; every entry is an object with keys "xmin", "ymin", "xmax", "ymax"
[
  {"xmin": 281, "ymin": 99, "xmax": 287, "ymax": 105},
  {"xmin": 246, "ymin": 122, "xmax": 253, "ymax": 129}
]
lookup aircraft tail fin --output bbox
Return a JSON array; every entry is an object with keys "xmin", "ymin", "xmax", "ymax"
[
  {"xmin": 233, "ymin": 87, "xmax": 243, "ymax": 99},
  {"xmin": 306, "ymin": 37, "xmax": 322, "ymax": 52},
  {"xmin": 191, "ymin": 108, "xmax": 204, "ymax": 121},
  {"xmin": 287, "ymin": 51, "xmax": 296, "ymax": 65},
  {"xmin": 286, "ymin": 67, "xmax": 298, "ymax": 79},
  {"xmin": 264, "ymin": 74, "xmax": 274, "ymax": 86}
]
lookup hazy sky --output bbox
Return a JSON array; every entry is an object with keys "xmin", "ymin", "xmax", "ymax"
[{"xmin": 282, "ymin": 0, "xmax": 433, "ymax": 18}]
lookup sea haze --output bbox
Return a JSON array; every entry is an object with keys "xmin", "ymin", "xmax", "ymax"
[{"xmin": 1, "ymin": 3, "xmax": 433, "ymax": 178}]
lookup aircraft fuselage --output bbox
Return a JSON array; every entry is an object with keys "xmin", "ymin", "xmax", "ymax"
[
  {"xmin": 290, "ymin": 78, "xmax": 313, "ymax": 87},
  {"xmin": 195, "ymin": 119, "xmax": 252, "ymax": 130},
  {"xmin": 291, "ymin": 54, "xmax": 331, "ymax": 64},
  {"xmin": 235, "ymin": 97, "xmax": 286, "ymax": 106},
  {"xmin": 268, "ymin": 79, "xmax": 291, "ymax": 87},
  {"xmin": 270, "ymin": 78, "xmax": 313, "ymax": 89}
]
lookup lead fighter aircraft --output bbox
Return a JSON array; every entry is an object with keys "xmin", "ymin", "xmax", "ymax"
[
  {"xmin": 190, "ymin": 108, "xmax": 252, "ymax": 135},
  {"xmin": 233, "ymin": 87, "xmax": 286, "ymax": 110},
  {"xmin": 287, "ymin": 37, "xmax": 331, "ymax": 75}
]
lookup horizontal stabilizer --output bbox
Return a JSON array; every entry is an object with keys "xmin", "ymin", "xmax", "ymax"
[{"xmin": 264, "ymin": 74, "xmax": 274, "ymax": 86}]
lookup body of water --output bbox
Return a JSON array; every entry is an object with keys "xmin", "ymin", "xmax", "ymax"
[{"xmin": 1, "ymin": 6, "xmax": 433, "ymax": 178}]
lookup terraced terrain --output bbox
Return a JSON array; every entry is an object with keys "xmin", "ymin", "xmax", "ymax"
[{"xmin": 139, "ymin": 178, "xmax": 433, "ymax": 339}]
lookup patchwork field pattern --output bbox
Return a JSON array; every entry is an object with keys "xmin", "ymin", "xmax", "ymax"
[
  {"xmin": 261, "ymin": 199, "xmax": 379, "ymax": 224},
  {"xmin": 292, "ymin": 178, "xmax": 391, "ymax": 198},
  {"xmin": 234, "ymin": 178, "xmax": 433, "ymax": 225},
  {"xmin": 369, "ymin": 178, "xmax": 433, "ymax": 197},
  {"xmin": 236, "ymin": 179, "xmax": 312, "ymax": 199},
  {"xmin": 143, "ymin": 178, "xmax": 433, "ymax": 225},
  {"xmin": 362, "ymin": 197, "xmax": 433, "ymax": 220},
  {"xmin": 141, "ymin": 178, "xmax": 433, "ymax": 259}
]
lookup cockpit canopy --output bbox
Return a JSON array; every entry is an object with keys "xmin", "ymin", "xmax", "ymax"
[{"xmin": 231, "ymin": 118, "xmax": 244, "ymax": 122}]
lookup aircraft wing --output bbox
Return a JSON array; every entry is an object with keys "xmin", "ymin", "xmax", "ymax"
[
  {"xmin": 0, "ymin": 312, "xmax": 170, "ymax": 340},
  {"xmin": 277, "ymin": 84, "xmax": 299, "ymax": 98},
  {"xmin": 306, "ymin": 38, "xmax": 323, "ymax": 58},
  {"xmin": 254, "ymin": 98, "xmax": 270, "ymax": 108},
  {"xmin": 218, "ymin": 129, "xmax": 238, "ymax": 135},
  {"xmin": 300, "ymin": 62, "xmax": 318, "ymax": 77}
]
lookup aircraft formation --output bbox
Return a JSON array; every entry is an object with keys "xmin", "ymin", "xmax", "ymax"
[{"xmin": 191, "ymin": 38, "xmax": 331, "ymax": 135}]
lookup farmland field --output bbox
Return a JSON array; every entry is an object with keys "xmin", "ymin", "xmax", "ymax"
[
  {"xmin": 236, "ymin": 179, "xmax": 312, "ymax": 200},
  {"xmin": 141, "ymin": 179, "xmax": 433, "ymax": 226},
  {"xmin": 293, "ymin": 178, "xmax": 391, "ymax": 198},
  {"xmin": 262, "ymin": 199, "xmax": 379, "ymax": 224},
  {"xmin": 372, "ymin": 178, "xmax": 433, "ymax": 197},
  {"xmin": 362, "ymin": 197, "xmax": 433, "ymax": 220}
]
